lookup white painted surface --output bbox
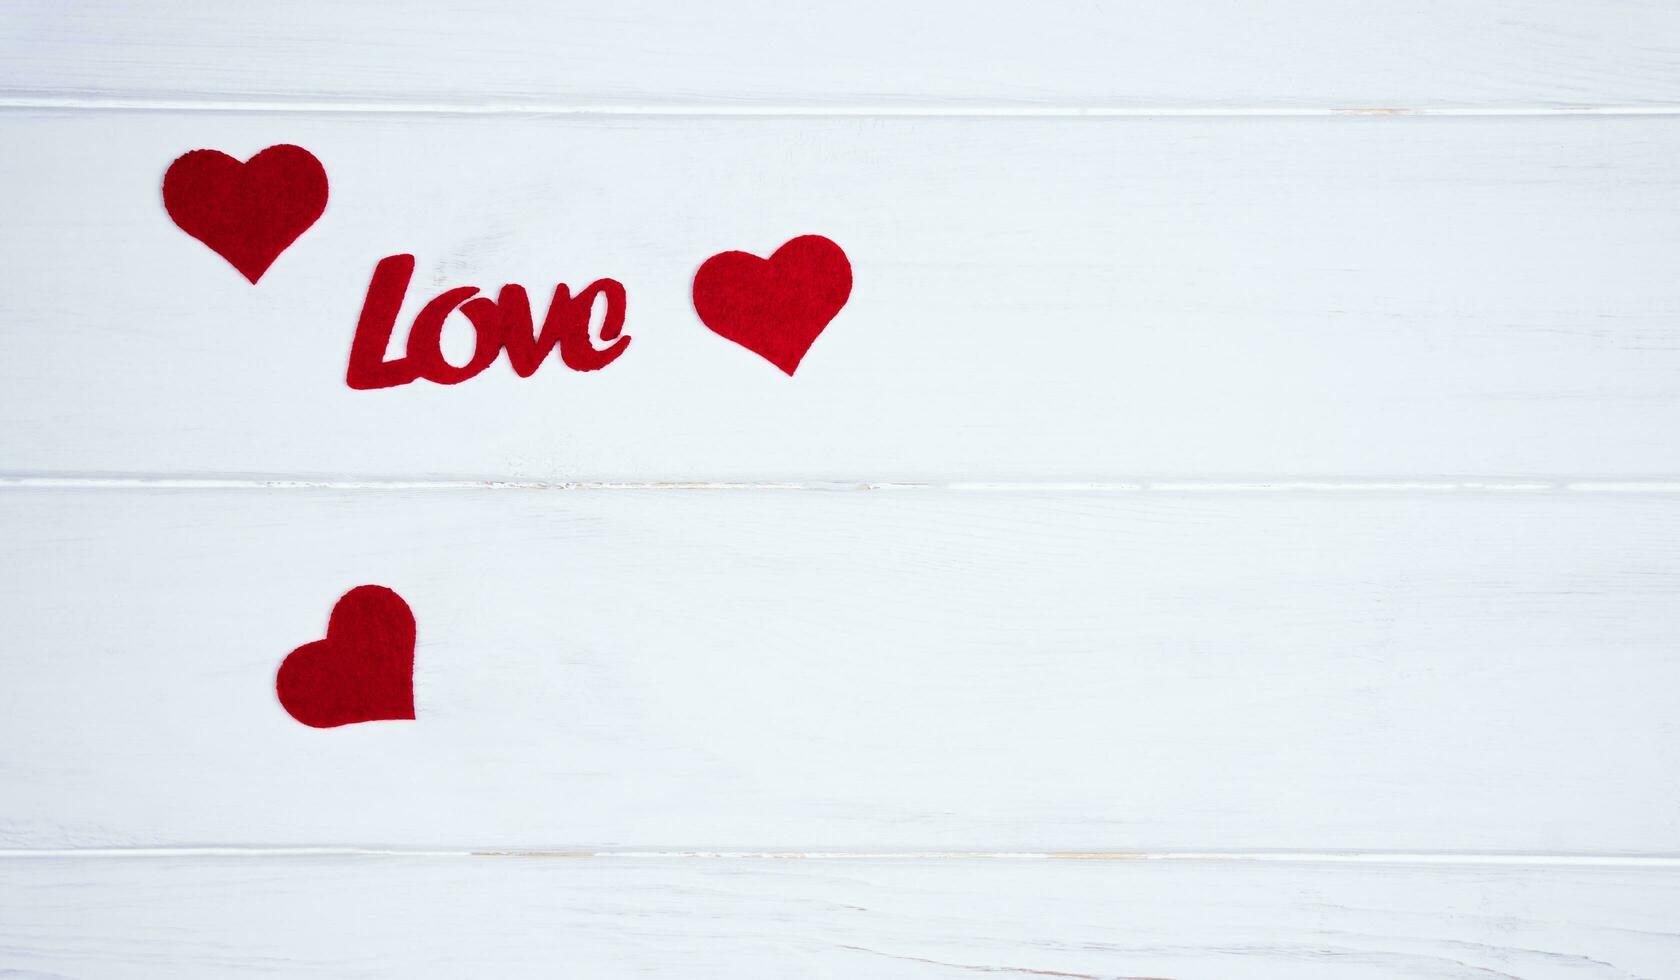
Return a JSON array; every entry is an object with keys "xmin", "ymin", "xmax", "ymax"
[
  {"xmin": 5, "ymin": 1, "xmax": 1680, "ymax": 972},
  {"xmin": 5, "ymin": 487, "xmax": 1679, "ymax": 852},
  {"xmin": 4, "ymin": 855, "xmax": 1679, "ymax": 978},
  {"xmin": 5, "ymin": 0, "xmax": 1680, "ymax": 111},
  {"xmin": 4, "ymin": 112, "xmax": 1680, "ymax": 481}
]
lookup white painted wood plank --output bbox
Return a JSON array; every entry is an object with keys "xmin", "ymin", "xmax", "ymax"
[
  {"xmin": 4, "ymin": 487, "xmax": 1679, "ymax": 851},
  {"xmin": 3, "ymin": 854, "xmax": 1678, "ymax": 977},
  {"xmin": 5, "ymin": 1, "xmax": 1680, "ymax": 111},
  {"xmin": 3, "ymin": 112, "xmax": 1679, "ymax": 482}
]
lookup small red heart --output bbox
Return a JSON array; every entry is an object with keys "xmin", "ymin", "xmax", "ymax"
[
  {"xmin": 692, "ymin": 235, "xmax": 852, "ymax": 375},
  {"xmin": 162, "ymin": 144, "xmax": 328, "ymax": 284},
  {"xmin": 276, "ymin": 586, "xmax": 415, "ymax": 729}
]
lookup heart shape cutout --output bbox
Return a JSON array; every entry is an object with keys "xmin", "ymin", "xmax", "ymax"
[
  {"xmin": 162, "ymin": 143, "xmax": 328, "ymax": 283},
  {"xmin": 692, "ymin": 234, "xmax": 852, "ymax": 375},
  {"xmin": 276, "ymin": 585, "xmax": 415, "ymax": 728}
]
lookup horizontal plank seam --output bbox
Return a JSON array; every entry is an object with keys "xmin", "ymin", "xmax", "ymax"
[
  {"xmin": 5, "ymin": 476, "xmax": 1680, "ymax": 493},
  {"xmin": 3, "ymin": 848, "xmax": 1680, "ymax": 867},
  {"xmin": 4, "ymin": 94, "xmax": 1680, "ymax": 118}
]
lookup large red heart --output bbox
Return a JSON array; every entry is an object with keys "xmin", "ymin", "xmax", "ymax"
[
  {"xmin": 162, "ymin": 144, "xmax": 328, "ymax": 283},
  {"xmin": 692, "ymin": 235, "xmax": 852, "ymax": 375},
  {"xmin": 276, "ymin": 585, "xmax": 415, "ymax": 729}
]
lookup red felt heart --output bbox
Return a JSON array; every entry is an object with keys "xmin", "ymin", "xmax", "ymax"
[
  {"xmin": 162, "ymin": 144, "xmax": 328, "ymax": 284},
  {"xmin": 276, "ymin": 585, "xmax": 415, "ymax": 729},
  {"xmin": 692, "ymin": 235, "xmax": 852, "ymax": 375}
]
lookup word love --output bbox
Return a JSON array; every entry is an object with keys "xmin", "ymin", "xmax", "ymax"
[{"xmin": 347, "ymin": 254, "xmax": 629, "ymax": 390}]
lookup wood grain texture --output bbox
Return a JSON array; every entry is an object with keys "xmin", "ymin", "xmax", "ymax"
[
  {"xmin": 3, "ymin": 112, "xmax": 1680, "ymax": 482},
  {"xmin": 4, "ymin": 854, "xmax": 1678, "ymax": 978},
  {"xmin": 4, "ymin": 0, "xmax": 1680, "ymax": 111},
  {"xmin": 6, "ymin": 2, "xmax": 1680, "ymax": 964},
  {"xmin": 5, "ymin": 487, "xmax": 1679, "ymax": 852}
]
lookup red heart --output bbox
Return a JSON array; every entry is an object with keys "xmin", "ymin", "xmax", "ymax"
[
  {"xmin": 276, "ymin": 586, "xmax": 415, "ymax": 729},
  {"xmin": 162, "ymin": 144, "xmax": 328, "ymax": 284},
  {"xmin": 692, "ymin": 235, "xmax": 852, "ymax": 375}
]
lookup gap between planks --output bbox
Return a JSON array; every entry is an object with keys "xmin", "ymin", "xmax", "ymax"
[
  {"xmin": 3, "ymin": 94, "xmax": 1680, "ymax": 118},
  {"xmin": 2, "ymin": 849, "xmax": 1680, "ymax": 868},
  {"xmin": 6, "ymin": 476, "xmax": 1680, "ymax": 494}
]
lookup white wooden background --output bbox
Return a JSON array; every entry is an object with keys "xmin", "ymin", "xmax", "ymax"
[{"xmin": 4, "ymin": 2, "xmax": 1680, "ymax": 976}]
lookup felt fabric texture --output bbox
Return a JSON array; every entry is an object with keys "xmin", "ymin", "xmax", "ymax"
[
  {"xmin": 477, "ymin": 279, "xmax": 630, "ymax": 376},
  {"xmin": 691, "ymin": 235, "xmax": 851, "ymax": 375},
  {"xmin": 348, "ymin": 255, "xmax": 631, "ymax": 389},
  {"xmin": 346, "ymin": 254, "xmax": 423, "ymax": 390},
  {"xmin": 276, "ymin": 585, "xmax": 416, "ymax": 729},
  {"xmin": 162, "ymin": 144, "xmax": 328, "ymax": 284},
  {"xmin": 406, "ymin": 285, "xmax": 499, "ymax": 385}
]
